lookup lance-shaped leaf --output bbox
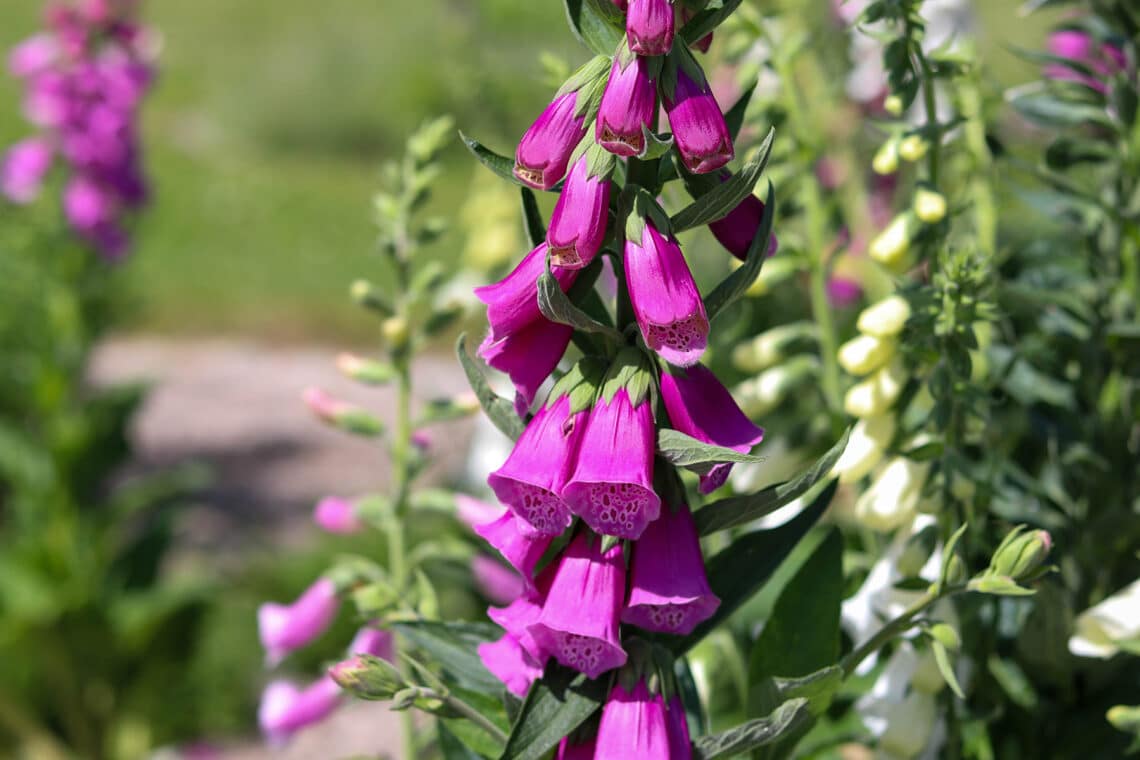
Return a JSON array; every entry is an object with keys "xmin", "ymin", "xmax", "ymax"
[
  {"xmin": 391, "ymin": 620, "xmax": 504, "ymax": 693},
  {"xmin": 657, "ymin": 428, "xmax": 765, "ymax": 476},
  {"xmin": 456, "ymin": 334, "xmax": 525, "ymax": 440},
  {"xmin": 694, "ymin": 427, "xmax": 849, "ymax": 535},
  {"xmin": 680, "ymin": 0, "xmax": 745, "ymax": 44},
  {"xmin": 564, "ymin": 0, "xmax": 625, "ymax": 56},
  {"xmin": 537, "ymin": 259, "xmax": 624, "ymax": 341},
  {"xmin": 670, "ymin": 128, "xmax": 774, "ymax": 232},
  {"xmin": 461, "ymin": 132, "xmax": 524, "ymax": 186},
  {"xmin": 691, "ymin": 698, "xmax": 812, "ymax": 759},
  {"xmin": 520, "ymin": 187, "xmax": 546, "ymax": 247},
  {"xmin": 703, "ymin": 181, "xmax": 775, "ymax": 321},
  {"xmin": 499, "ymin": 663, "xmax": 609, "ymax": 760},
  {"xmin": 670, "ymin": 480, "xmax": 838, "ymax": 654}
]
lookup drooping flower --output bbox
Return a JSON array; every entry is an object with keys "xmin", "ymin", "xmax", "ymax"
[
  {"xmin": 660, "ymin": 363, "xmax": 764, "ymax": 493},
  {"xmin": 488, "ymin": 590, "xmax": 548, "ymax": 664},
  {"xmin": 707, "ymin": 184, "xmax": 778, "ymax": 260},
  {"xmin": 827, "ymin": 276, "xmax": 864, "ymax": 308},
  {"xmin": 528, "ymin": 532, "xmax": 627, "ymax": 678},
  {"xmin": 831, "ymin": 414, "xmax": 896, "ymax": 484},
  {"xmin": 478, "ymin": 632, "xmax": 546, "ymax": 697},
  {"xmin": 665, "ymin": 695, "xmax": 694, "ymax": 760},
  {"xmin": 472, "ymin": 554, "xmax": 526, "ymax": 605},
  {"xmin": 475, "ymin": 243, "xmax": 579, "ymax": 343},
  {"xmin": 346, "ymin": 626, "xmax": 394, "ymax": 660},
  {"xmin": 625, "ymin": 217, "xmax": 708, "ymax": 367},
  {"xmin": 454, "ymin": 492, "xmax": 506, "ymax": 529},
  {"xmin": 514, "ymin": 91, "xmax": 588, "ymax": 190},
  {"xmin": 258, "ymin": 578, "xmax": 339, "ymax": 666},
  {"xmin": 258, "ymin": 678, "xmax": 342, "ymax": 744},
  {"xmin": 313, "ymin": 496, "xmax": 364, "ymax": 534},
  {"xmin": 1045, "ymin": 29, "xmax": 1127, "ymax": 94},
  {"xmin": 1069, "ymin": 579, "xmax": 1140, "ymax": 659},
  {"xmin": 595, "ymin": 680, "xmax": 670, "ymax": 759},
  {"xmin": 596, "ymin": 49, "xmax": 657, "ymax": 157},
  {"xmin": 664, "ymin": 62, "xmax": 733, "ymax": 174},
  {"xmin": 479, "ymin": 317, "xmax": 574, "ymax": 414},
  {"xmin": 473, "ymin": 510, "xmax": 554, "ymax": 589},
  {"xmin": 488, "ymin": 394, "xmax": 584, "ymax": 536},
  {"xmin": 623, "ymin": 502, "xmax": 720, "ymax": 635},
  {"xmin": 547, "ymin": 152, "xmax": 612, "ymax": 269},
  {"xmin": 0, "ymin": 137, "xmax": 53, "ymax": 203},
  {"xmin": 854, "ymin": 456, "xmax": 930, "ymax": 532},
  {"xmin": 627, "ymin": 0, "xmax": 675, "ymax": 56}
]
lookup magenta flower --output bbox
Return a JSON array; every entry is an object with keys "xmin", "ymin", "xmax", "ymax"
[
  {"xmin": 475, "ymin": 243, "xmax": 579, "ymax": 343},
  {"xmin": 659, "ymin": 363, "xmax": 764, "ymax": 493},
  {"xmin": 827, "ymin": 276, "xmax": 864, "ymax": 308},
  {"xmin": 665, "ymin": 64, "xmax": 733, "ymax": 174},
  {"xmin": 624, "ymin": 219, "xmax": 709, "ymax": 367},
  {"xmin": 557, "ymin": 735, "xmax": 598, "ymax": 760},
  {"xmin": 528, "ymin": 532, "xmax": 627, "ymax": 678},
  {"xmin": 8, "ymin": 34, "xmax": 58, "ymax": 78},
  {"xmin": 1046, "ymin": 29, "xmax": 1126, "ymax": 94},
  {"xmin": 666, "ymin": 695, "xmax": 693, "ymax": 759},
  {"xmin": 515, "ymin": 91, "xmax": 587, "ymax": 189},
  {"xmin": 455, "ymin": 493, "xmax": 506, "ymax": 529},
  {"xmin": 313, "ymin": 496, "xmax": 364, "ymax": 534},
  {"xmin": 479, "ymin": 317, "xmax": 574, "ymax": 414},
  {"xmin": 596, "ymin": 52, "xmax": 657, "ymax": 157},
  {"xmin": 488, "ymin": 394, "xmax": 584, "ymax": 536},
  {"xmin": 472, "ymin": 554, "xmax": 526, "ymax": 605},
  {"xmin": 547, "ymin": 154, "xmax": 611, "ymax": 269},
  {"xmin": 258, "ymin": 578, "xmax": 339, "ymax": 666},
  {"xmin": 595, "ymin": 680, "xmax": 670, "ymax": 759},
  {"xmin": 258, "ymin": 678, "xmax": 342, "ymax": 744},
  {"xmin": 488, "ymin": 588, "xmax": 548, "ymax": 664},
  {"xmin": 478, "ymin": 632, "xmax": 545, "ymax": 697},
  {"xmin": 627, "ymin": 0, "xmax": 675, "ymax": 56},
  {"xmin": 707, "ymin": 181, "xmax": 778, "ymax": 260},
  {"xmin": 623, "ymin": 502, "xmax": 720, "ymax": 635},
  {"xmin": 1, "ymin": 137, "xmax": 53, "ymax": 203},
  {"xmin": 563, "ymin": 387, "xmax": 660, "ymax": 539},
  {"xmin": 473, "ymin": 510, "xmax": 554, "ymax": 590},
  {"xmin": 346, "ymin": 626, "xmax": 393, "ymax": 660}
]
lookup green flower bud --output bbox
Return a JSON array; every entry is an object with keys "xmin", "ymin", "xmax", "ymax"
[
  {"xmin": 337, "ymin": 353, "xmax": 396, "ymax": 385},
  {"xmin": 869, "ymin": 214, "xmax": 913, "ymax": 269},
  {"xmin": 382, "ymin": 315, "xmax": 411, "ymax": 350},
  {"xmin": 884, "ymin": 94, "xmax": 904, "ymax": 116},
  {"xmin": 990, "ymin": 527, "xmax": 1052, "ymax": 582},
  {"xmin": 328, "ymin": 654, "xmax": 406, "ymax": 700}
]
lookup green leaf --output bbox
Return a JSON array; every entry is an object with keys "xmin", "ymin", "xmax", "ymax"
[
  {"xmin": 931, "ymin": 639, "xmax": 965, "ymax": 699},
  {"xmin": 537, "ymin": 262, "xmax": 624, "ymax": 342},
  {"xmin": 691, "ymin": 698, "xmax": 812, "ymax": 760},
  {"xmin": 681, "ymin": 0, "xmax": 745, "ymax": 44},
  {"xmin": 772, "ymin": 666, "xmax": 844, "ymax": 710},
  {"xmin": 703, "ymin": 182, "xmax": 775, "ymax": 321},
  {"xmin": 442, "ymin": 686, "xmax": 511, "ymax": 758},
  {"xmin": 563, "ymin": 0, "xmax": 625, "ymax": 56},
  {"xmin": 500, "ymin": 664, "xmax": 608, "ymax": 760},
  {"xmin": 671, "ymin": 129, "xmax": 775, "ymax": 232},
  {"xmin": 694, "ymin": 428, "xmax": 849, "ymax": 535},
  {"xmin": 657, "ymin": 428, "xmax": 765, "ymax": 475},
  {"xmin": 966, "ymin": 575, "xmax": 1036, "ymax": 596},
  {"xmin": 461, "ymin": 131, "xmax": 523, "ymax": 186},
  {"xmin": 391, "ymin": 620, "xmax": 504, "ymax": 693},
  {"xmin": 1005, "ymin": 84, "xmax": 1114, "ymax": 129},
  {"xmin": 639, "ymin": 123, "xmax": 675, "ymax": 160},
  {"xmin": 671, "ymin": 480, "xmax": 838, "ymax": 654},
  {"xmin": 456, "ymin": 334, "xmax": 525, "ymax": 440},
  {"xmin": 520, "ymin": 187, "xmax": 546, "ymax": 247},
  {"xmin": 439, "ymin": 721, "xmax": 486, "ymax": 760}
]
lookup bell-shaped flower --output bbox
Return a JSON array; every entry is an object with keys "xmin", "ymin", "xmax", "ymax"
[
  {"xmin": 595, "ymin": 680, "xmax": 670, "ymax": 759},
  {"xmin": 625, "ymin": 218, "xmax": 709, "ymax": 367},
  {"xmin": 514, "ymin": 91, "xmax": 587, "ymax": 189},
  {"xmin": 1045, "ymin": 29, "xmax": 1126, "ymax": 94},
  {"xmin": 474, "ymin": 510, "xmax": 554, "ymax": 590},
  {"xmin": 596, "ymin": 49, "xmax": 657, "ymax": 157},
  {"xmin": 472, "ymin": 555, "xmax": 526, "ymax": 605},
  {"xmin": 1, "ymin": 137, "xmax": 53, "ymax": 203},
  {"xmin": 563, "ymin": 363, "xmax": 660, "ymax": 539},
  {"xmin": 479, "ymin": 317, "xmax": 574, "ymax": 414},
  {"xmin": 1069, "ymin": 579, "xmax": 1140, "ymax": 659},
  {"xmin": 831, "ymin": 414, "xmax": 895, "ymax": 484},
  {"xmin": 8, "ymin": 34, "xmax": 58, "ymax": 78},
  {"xmin": 660, "ymin": 363, "xmax": 764, "ymax": 493},
  {"xmin": 258, "ymin": 677, "xmax": 342, "ymax": 744},
  {"xmin": 666, "ymin": 695, "xmax": 693, "ymax": 759},
  {"xmin": 258, "ymin": 578, "xmax": 339, "ymax": 666},
  {"xmin": 346, "ymin": 626, "xmax": 394, "ymax": 660},
  {"xmin": 557, "ymin": 734, "xmax": 598, "ymax": 760},
  {"xmin": 475, "ymin": 243, "xmax": 579, "ymax": 343},
  {"xmin": 627, "ymin": 0, "xmax": 675, "ymax": 56},
  {"xmin": 488, "ymin": 394, "xmax": 585, "ymax": 536},
  {"xmin": 623, "ymin": 502, "xmax": 720, "ymax": 635},
  {"xmin": 313, "ymin": 496, "xmax": 364, "ymax": 535},
  {"xmin": 837, "ymin": 333, "xmax": 895, "ymax": 376},
  {"xmin": 548, "ymin": 152, "xmax": 612, "ymax": 269},
  {"xmin": 528, "ymin": 532, "xmax": 627, "ymax": 678},
  {"xmin": 454, "ymin": 492, "xmax": 505, "ymax": 529},
  {"xmin": 857, "ymin": 295, "xmax": 911, "ymax": 337},
  {"xmin": 478, "ymin": 632, "xmax": 545, "ymax": 697},
  {"xmin": 854, "ymin": 456, "xmax": 930, "ymax": 532},
  {"xmin": 664, "ymin": 62, "xmax": 733, "ymax": 174},
  {"xmin": 707, "ymin": 185, "xmax": 777, "ymax": 260},
  {"xmin": 488, "ymin": 590, "xmax": 548, "ymax": 664}
]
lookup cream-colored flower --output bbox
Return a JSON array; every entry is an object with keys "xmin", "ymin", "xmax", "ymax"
[
  {"xmin": 858, "ymin": 296, "xmax": 912, "ymax": 338},
  {"xmin": 839, "ymin": 334, "xmax": 896, "ymax": 376},
  {"xmin": 855, "ymin": 457, "xmax": 930, "ymax": 532},
  {"xmin": 845, "ymin": 360, "xmax": 907, "ymax": 418},
  {"xmin": 833, "ymin": 414, "xmax": 896, "ymax": 484},
  {"xmin": 870, "ymin": 215, "xmax": 912, "ymax": 268},
  {"xmin": 913, "ymin": 188, "xmax": 947, "ymax": 224},
  {"xmin": 879, "ymin": 691, "xmax": 938, "ymax": 758},
  {"xmin": 1069, "ymin": 579, "xmax": 1140, "ymax": 659},
  {"xmin": 732, "ymin": 322, "xmax": 815, "ymax": 373}
]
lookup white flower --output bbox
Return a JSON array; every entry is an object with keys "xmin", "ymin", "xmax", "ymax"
[
  {"xmin": 1069, "ymin": 579, "xmax": 1140, "ymax": 659},
  {"xmin": 858, "ymin": 296, "xmax": 912, "ymax": 338},
  {"xmin": 855, "ymin": 457, "xmax": 931, "ymax": 532},
  {"xmin": 845, "ymin": 360, "xmax": 907, "ymax": 418},
  {"xmin": 879, "ymin": 691, "xmax": 938, "ymax": 759},
  {"xmin": 832, "ymin": 414, "xmax": 896, "ymax": 484},
  {"xmin": 839, "ymin": 334, "xmax": 896, "ymax": 376}
]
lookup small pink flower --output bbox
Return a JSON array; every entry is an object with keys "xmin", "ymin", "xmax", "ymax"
[
  {"xmin": 313, "ymin": 496, "xmax": 364, "ymax": 535},
  {"xmin": 258, "ymin": 578, "xmax": 339, "ymax": 666},
  {"xmin": 258, "ymin": 678, "xmax": 342, "ymax": 744},
  {"xmin": 472, "ymin": 554, "xmax": 526, "ymax": 605},
  {"xmin": 1, "ymin": 137, "xmax": 53, "ymax": 203}
]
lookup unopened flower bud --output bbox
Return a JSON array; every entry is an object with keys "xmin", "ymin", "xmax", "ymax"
[
  {"xmin": 626, "ymin": 0, "xmax": 675, "ymax": 56},
  {"xmin": 303, "ymin": 387, "xmax": 384, "ymax": 437},
  {"xmin": 1106, "ymin": 705, "xmax": 1140, "ymax": 734},
  {"xmin": 328, "ymin": 654, "xmax": 405, "ymax": 700},
  {"xmin": 838, "ymin": 334, "xmax": 895, "ymax": 376},
  {"xmin": 732, "ymin": 322, "xmax": 815, "ymax": 373},
  {"xmin": 898, "ymin": 134, "xmax": 929, "ymax": 163},
  {"xmin": 381, "ymin": 316, "xmax": 410, "ymax": 349},
  {"xmin": 884, "ymin": 94, "xmax": 904, "ymax": 115},
  {"xmin": 990, "ymin": 527, "xmax": 1052, "ymax": 582},
  {"xmin": 336, "ymin": 353, "xmax": 395, "ymax": 385},
  {"xmin": 869, "ymin": 214, "xmax": 913, "ymax": 269},
  {"xmin": 350, "ymin": 279, "xmax": 393, "ymax": 315},
  {"xmin": 258, "ymin": 578, "xmax": 339, "ymax": 666},
  {"xmin": 913, "ymin": 188, "xmax": 947, "ymax": 224},
  {"xmin": 857, "ymin": 295, "xmax": 911, "ymax": 338},
  {"xmin": 872, "ymin": 137, "xmax": 900, "ymax": 175}
]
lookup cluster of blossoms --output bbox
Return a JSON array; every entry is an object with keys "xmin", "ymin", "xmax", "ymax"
[
  {"xmin": 1, "ymin": 0, "xmax": 153, "ymax": 259},
  {"xmin": 467, "ymin": 1, "xmax": 772, "ymax": 755}
]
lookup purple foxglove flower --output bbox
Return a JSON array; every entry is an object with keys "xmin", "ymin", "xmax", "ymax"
[
  {"xmin": 473, "ymin": 510, "xmax": 554, "ymax": 590},
  {"xmin": 666, "ymin": 695, "xmax": 693, "ymax": 759},
  {"xmin": 595, "ymin": 680, "xmax": 670, "ymax": 759},
  {"xmin": 347, "ymin": 626, "xmax": 393, "ymax": 659},
  {"xmin": 563, "ymin": 388, "xmax": 660, "ymax": 539},
  {"xmin": 1, "ymin": 137, "xmax": 53, "ymax": 203},
  {"xmin": 475, "ymin": 243, "xmax": 579, "ymax": 342},
  {"xmin": 665, "ymin": 64, "xmax": 733, "ymax": 174},
  {"xmin": 627, "ymin": 0, "xmax": 675, "ymax": 56},
  {"xmin": 488, "ymin": 587, "xmax": 548, "ymax": 663},
  {"xmin": 596, "ymin": 52, "xmax": 656, "ymax": 157},
  {"xmin": 455, "ymin": 492, "xmax": 506, "ymax": 530},
  {"xmin": 1045, "ymin": 30, "xmax": 1126, "ymax": 94},
  {"xmin": 8, "ymin": 34, "xmax": 58, "ymax": 78},
  {"xmin": 622, "ymin": 502, "xmax": 720, "ymax": 635},
  {"xmin": 707, "ymin": 181, "xmax": 778, "ymax": 260},
  {"xmin": 258, "ymin": 578, "xmax": 339, "ymax": 666},
  {"xmin": 473, "ymin": 554, "xmax": 526, "ymax": 605},
  {"xmin": 258, "ymin": 677, "xmax": 342, "ymax": 744},
  {"xmin": 659, "ymin": 363, "xmax": 764, "ymax": 493},
  {"xmin": 478, "ymin": 632, "xmax": 545, "ymax": 697},
  {"xmin": 528, "ymin": 532, "xmax": 627, "ymax": 678},
  {"xmin": 488, "ymin": 394, "xmax": 584, "ymax": 536},
  {"xmin": 515, "ymin": 91, "xmax": 587, "ymax": 189},
  {"xmin": 479, "ymin": 317, "xmax": 574, "ymax": 414},
  {"xmin": 827, "ymin": 276, "xmax": 863, "ymax": 308},
  {"xmin": 624, "ymin": 220, "xmax": 709, "ymax": 367},
  {"xmin": 557, "ymin": 735, "xmax": 598, "ymax": 760},
  {"xmin": 313, "ymin": 496, "xmax": 364, "ymax": 534},
  {"xmin": 63, "ymin": 174, "xmax": 113, "ymax": 232},
  {"xmin": 547, "ymin": 154, "xmax": 611, "ymax": 269}
]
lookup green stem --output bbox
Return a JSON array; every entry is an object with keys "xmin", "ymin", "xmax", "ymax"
[
  {"xmin": 960, "ymin": 77, "xmax": 996, "ymax": 255},
  {"xmin": 841, "ymin": 589, "xmax": 943, "ymax": 677},
  {"xmin": 432, "ymin": 690, "xmax": 509, "ymax": 745},
  {"xmin": 916, "ymin": 47, "xmax": 941, "ymax": 187}
]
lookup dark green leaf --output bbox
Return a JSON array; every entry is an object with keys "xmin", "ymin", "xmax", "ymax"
[
  {"xmin": 671, "ymin": 129, "xmax": 775, "ymax": 232},
  {"xmin": 461, "ymin": 132, "xmax": 523, "ymax": 186},
  {"xmin": 694, "ymin": 428, "xmax": 849, "ymax": 535},
  {"xmin": 657, "ymin": 428, "xmax": 765, "ymax": 475},
  {"xmin": 639, "ymin": 124, "xmax": 675, "ymax": 160},
  {"xmin": 439, "ymin": 721, "xmax": 486, "ymax": 760},
  {"xmin": 456, "ymin": 334, "xmax": 525, "ymax": 440},
  {"xmin": 520, "ymin": 187, "xmax": 546, "ymax": 247},
  {"xmin": 681, "ymin": 0, "xmax": 745, "ymax": 44},
  {"xmin": 391, "ymin": 620, "xmax": 504, "ymax": 693},
  {"xmin": 691, "ymin": 698, "xmax": 812, "ymax": 760},
  {"xmin": 1006, "ymin": 85, "xmax": 1114, "ymax": 129},
  {"xmin": 500, "ymin": 664, "xmax": 608, "ymax": 760},
  {"xmin": 671, "ymin": 480, "xmax": 838, "ymax": 654},
  {"xmin": 703, "ymin": 182, "xmax": 775, "ymax": 321},
  {"xmin": 442, "ymin": 686, "xmax": 512, "ymax": 758},
  {"xmin": 537, "ymin": 263, "xmax": 624, "ymax": 342},
  {"xmin": 563, "ymin": 0, "xmax": 624, "ymax": 56}
]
